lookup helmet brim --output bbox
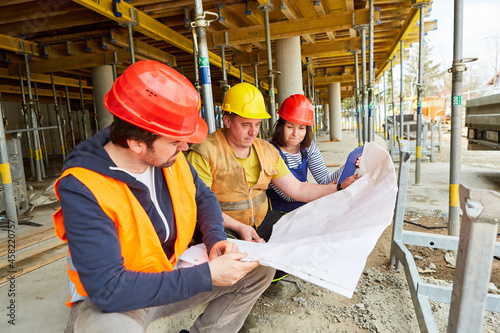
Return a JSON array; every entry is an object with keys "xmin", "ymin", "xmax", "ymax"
[
  {"xmin": 225, "ymin": 110, "xmax": 271, "ymax": 120},
  {"xmin": 278, "ymin": 112, "xmax": 314, "ymax": 126},
  {"xmin": 151, "ymin": 116, "xmax": 208, "ymax": 144}
]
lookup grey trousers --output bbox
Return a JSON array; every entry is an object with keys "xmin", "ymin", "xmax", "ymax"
[{"xmin": 65, "ymin": 265, "xmax": 275, "ymax": 333}]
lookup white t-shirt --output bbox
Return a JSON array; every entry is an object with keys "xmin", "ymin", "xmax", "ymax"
[{"xmin": 110, "ymin": 166, "xmax": 170, "ymax": 242}]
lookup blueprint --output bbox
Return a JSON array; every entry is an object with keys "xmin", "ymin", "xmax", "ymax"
[{"xmin": 179, "ymin": 142, "xmax": 398, "ymax": 298}]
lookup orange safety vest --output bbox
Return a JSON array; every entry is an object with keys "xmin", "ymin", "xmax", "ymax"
[
  {"xmin": 190, "ymin": 129, "xmax": 279, "ymax": 227},
  {"xmin": 53, "ymin": 153, "xmax": 197, "ymax": 307}
]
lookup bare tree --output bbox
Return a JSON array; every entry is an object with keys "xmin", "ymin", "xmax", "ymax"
[
  {"xmin": 403, "ymin": 40, "xmax": 444, "ymax": 99},
  {"xmin": 485, "ymin": 35, "xmax": 500, "ymax": 94}
]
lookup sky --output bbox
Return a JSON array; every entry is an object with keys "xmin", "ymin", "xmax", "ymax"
[{"xmin": 425, "ymin": 0, "xmax": 500, "ymax": 82}]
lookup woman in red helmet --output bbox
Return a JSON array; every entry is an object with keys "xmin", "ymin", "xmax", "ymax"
[{"xmin": 267, "ymin": 94, "xmax": 347, "ymax": 213}]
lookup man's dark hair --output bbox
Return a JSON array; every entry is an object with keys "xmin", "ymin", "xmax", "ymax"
[
  {"xmin": 109, "ymin": 116, "xmax": 159, "ymax": 149},
  {"xmin": 223, "ymin": 111, "xmax": 237, "ymax": 123},
  {"xmin": 271, "ymin": 117, "xmax": 313, "ymax": 149}
]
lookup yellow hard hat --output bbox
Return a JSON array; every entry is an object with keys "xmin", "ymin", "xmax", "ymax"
[{"xmin": 222, "ymin": 83, "xmax": 271, "ymax": 119}]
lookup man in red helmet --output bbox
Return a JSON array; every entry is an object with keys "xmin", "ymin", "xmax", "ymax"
[{"xmin": 53, "ymin": 60, "xmax": 274, "ymax": 332}]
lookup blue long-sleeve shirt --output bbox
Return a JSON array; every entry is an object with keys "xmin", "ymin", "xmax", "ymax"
[{"xmin": 57, "ymin": 128, "xmax": 226, "ymax": 312}]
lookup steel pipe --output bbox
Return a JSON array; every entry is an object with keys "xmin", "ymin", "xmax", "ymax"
[
  {"xmin": 415, "ymin": 6, "xmax": 426, "ymax": 185},
  {"xmin": 383, "ymin": 72, "xmax": 388, "ymax": 141},
  {"xmin": 193, "ymin": 0, "xmax": 217, "ymax": 133},
  {"xmin": 218, "ymin": 32, "xmax": 230, "ymax": 102},
  {"xmin": 18, "ymin": 70, "xmax": 35, "ymax": 179},
  {"xmin": 368, "ymin": 0, "xmax": 375, "ymax": 142},
  {"xmin": 50, "ymin": 73, "xmax": 66, "ymax": 160},
  {"xmin": 0, "ymin": 92, "xmax": 18, "ymax": 225},
  {"xmin": 259, "ymin": 1, "xmax": 277, "ymax": 126},
  {"xmin": 360, "ymin": 27, "xmax": 368, "ymax": 143},
  {"xmin": 5, "ymin": 126, "xmax": 59, "ymax": 134},
  {"xmin": 65, "ymin": 85, "xmax": 76, "ymax": 150},
  {"xmin": 189, "ymin": 20, "xmax": 202, "ymax": 96},
  {"xmin": 21, "ymin": 42, "xmax": 43, "ymax": 182},
  {"xmin": 79, "ymin": 76, "xmax": 88, "ymax": 140},
  {"xmin": 253, "ymin": 63, "xmax": 259, "ymax": 88},
  {"xmin": 352, "ymin": 50, "xmax": 362, "ymax": 146},
  {"xmin": 448, "ymin": 0, "xmax": 465, "ymax": 237},
  {"xmin": 399, "ymin": 40, "xmax": 404, "ymax": 141},
  {"xmin": 390, "ymin": 58, "xmax": 396, "ymax": 143},
  {"xmin": 34, "ymin": 82, "xmax": 49, "ymax": 168}
]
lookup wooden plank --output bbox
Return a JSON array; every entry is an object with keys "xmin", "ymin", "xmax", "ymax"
[
  {"xmin": 0, "ymin": 84, "xmax": 94, "ymax": 100},
  {"xmin": 212, "ymin": 9, "xmax": 377, "ymax": 46},
  {"xmin": 0, "ymin": 0, "xmax": 36, "ymax": 7},
  {"xmin": 302, "ymin": 39, "xmax": 361, "ymax": 58},
  {"xmin": 376, "ymin": 6, "xmax": 420, "ymax": 79},
  {"xmin": 0, "ymin": 1, "xmax": 81, "ymax": 25},
  {"xmin": 25, "ymin": 51, "xmax": 131, "ymax": 74},
  {"xmin": 314, "ymin": 74, "xmax": 355, "ymax": 85},
  {"xmin": 0, "ymin": 68, "xmax": 90, "ymax": 88},
  {"xmin": 0, "ymin": 33, "xmax": 38, "ymax": 56},
  {"xmin": 109, "ymin": 30, "xmax": 177, "ymax": 66},
  {"xmin": 0, "ymin": 227, "xmax": 57, "ymax": 258},
  {"xmin": 0, "ymin": 244, "xmax": 67, "ymax": 285},
  {"xmin": 73, "ymin": 0, "xmax": 263, "ymax": 89},
  {"xmin": 0, "ymin": 9, "xmax": 104, "ymax": 36}
]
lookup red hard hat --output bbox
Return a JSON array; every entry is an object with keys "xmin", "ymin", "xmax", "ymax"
[
  {"xmin": 278, "ymin": 94, "xmax": 314, "ymax": 126},
  {"xmin": 104, "ymin": 60, "xmax": 207, "ymax": 143}
]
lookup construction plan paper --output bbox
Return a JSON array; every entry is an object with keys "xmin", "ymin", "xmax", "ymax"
[{"xmin": 178, "ymin": 142, "xmax": 398, "ymax": 298}]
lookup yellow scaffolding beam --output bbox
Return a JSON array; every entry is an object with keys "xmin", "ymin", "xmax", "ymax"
[
  {"xmin": 72, "ymin": 0, "xmax": 265, "ymax": 89},
  {"xmin": 0, "ymin": 68, "xmax": 91, "ymax": 89},
  {"xmin": 376, "ymin": 6, "xmax": 420, "ymax": 80},
  {"xmin": 0, "ymin": 85, "xmax": 93, "ymax": 101}
]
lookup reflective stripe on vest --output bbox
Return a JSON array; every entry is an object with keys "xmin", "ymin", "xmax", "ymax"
[
  {"xmin": 219, "ymin": 191, "xmax": 267, "ymax": 211},
  {"xmin": 53, "ymin": 153, "xmax": 197, "ymax": 307}
]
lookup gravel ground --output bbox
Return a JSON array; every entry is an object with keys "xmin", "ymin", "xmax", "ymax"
[
  {"xmin": 244, "ymin": 131, "xmax": 500, "ymax": 333},
  {"xmin": 247, "ymin": 221, "xmax": 500, "ymax": 333}
]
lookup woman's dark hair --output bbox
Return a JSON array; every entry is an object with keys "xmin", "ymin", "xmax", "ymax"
[
  {"xmin": 109, "ymin": 116, "xmax": 159, "ymax": 149},
  {"xmin": 271, "ymin": 117, "xmax": 313, "ymax": 149}
]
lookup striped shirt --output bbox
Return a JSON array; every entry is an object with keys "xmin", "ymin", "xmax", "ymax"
[{"xmin": 268, "ymin": 141, "xmax": 343, "ymax": 203}]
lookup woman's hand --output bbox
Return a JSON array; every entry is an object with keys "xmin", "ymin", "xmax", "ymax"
[{"xmin": 355, "ymin": 156, "xmax": 362, "ymax": 168}]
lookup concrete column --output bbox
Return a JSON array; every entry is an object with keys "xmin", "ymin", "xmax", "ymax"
[
  {"xmin": 91, "ymin": 65, "xmax": 114, "ymax": 130},
  {"xmin": 323, "ymin": 103, "xmax": 329, "ymax": 131},
  {"xmin": 329, "ymin": 82, "xmax": 342, "ymax": 141},
  {"xmin": 275, "ymin": 37, "xmax": 303, "ymax": 105}
]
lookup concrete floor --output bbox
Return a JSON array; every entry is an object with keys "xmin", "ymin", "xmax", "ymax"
[{"xmin": 2, "ymin": 127, "xmax": 500, "ymax": 332}]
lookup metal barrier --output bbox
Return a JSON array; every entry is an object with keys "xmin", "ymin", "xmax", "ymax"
[
  {"xmin": 390, "ymin": 140, "xmax": 500, "ymax": 332},
  {"xmin": 387, "ymin": 119, "xmax": 442, "ymax": 161}
]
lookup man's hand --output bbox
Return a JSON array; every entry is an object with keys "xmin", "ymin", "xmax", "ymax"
[
  {"xmin": 208, "ymin": 252, "xmax": 260, "ymax": 286},
  {"xmin": 209, "ymin": 240, "xmax": 240, "ymax": 260},
  {"xmin": 235, "ymin": 223, "xmax": 265, "ymax": 243},
  {"xmin": 222, "ymin": 212, "xmax": 265, "ymax": 243}
]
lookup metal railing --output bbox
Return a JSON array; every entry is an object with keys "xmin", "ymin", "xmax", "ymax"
[{"xmin": 390, "ymin": 140, "xmax": 500, "ymax": 333}]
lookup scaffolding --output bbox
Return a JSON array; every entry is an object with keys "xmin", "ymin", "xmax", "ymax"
[{"xmin": 391, "ymin": 141, "xmax": 500, "ymax": 332}]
